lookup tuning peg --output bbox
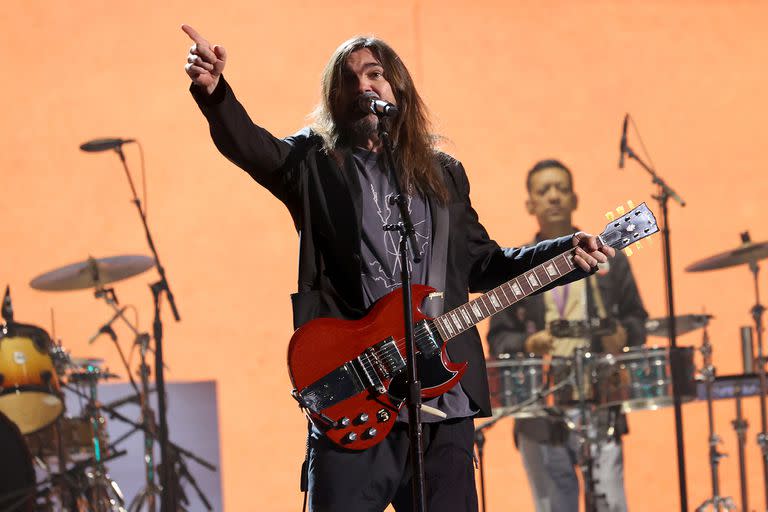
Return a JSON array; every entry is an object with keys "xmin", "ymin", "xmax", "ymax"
[
  {"xmin": 634, "ymin": 241, "xmax": 644, "ymax": 251},
  {"xmin": 627, "ymin": 199, "xmax": 636, "ymax": 209},
  {"xmin": 615, "ymin": 205, "xmax": 626, "ymax": 216},
  {"xmin": 605, "ymin": 211, "xmax": 616, "ymax": 221},
  {"xmin": 624, "ymin": 247, "xmax": 634, "ymax": 257}
]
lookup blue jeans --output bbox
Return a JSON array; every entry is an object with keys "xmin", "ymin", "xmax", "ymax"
[{"xmin": 517, "ymin": 425, "xmax": 628, "ymax": 512}]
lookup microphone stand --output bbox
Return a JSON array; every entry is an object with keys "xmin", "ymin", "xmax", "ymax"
[
  {"xmin": 377, "ymin": 116, "xmax": 427, "ymax": 512},
  {"xmin": 624, "ymin": 141, "xmax": 689, "ymax": 511},
  {"xmin": 114, "ymin": 145, "xmax": 181, "ymax": 512}
]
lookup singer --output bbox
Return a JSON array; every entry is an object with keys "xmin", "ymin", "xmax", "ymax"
[{"xmin": 182, "ymin": 26, "xmax": 615, "ymax": 512}]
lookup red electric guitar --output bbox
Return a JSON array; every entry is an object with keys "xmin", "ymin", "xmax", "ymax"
[{"xmin": 288, "ymin": 202, "xmax": 658, "ymax": 450}]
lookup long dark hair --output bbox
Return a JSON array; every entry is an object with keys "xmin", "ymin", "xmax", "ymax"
[{"xmin": 310, "ymin": 36, "xmax": 448, "ymax": 204}]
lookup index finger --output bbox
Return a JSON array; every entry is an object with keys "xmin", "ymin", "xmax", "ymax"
[{"xmin": 181, "ymin": 24, "xmax": 207, "ymax": 45}]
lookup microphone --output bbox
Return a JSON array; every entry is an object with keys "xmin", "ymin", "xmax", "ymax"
[
  {"xmin": 618, "ymin": 114, "xmax": 628, "ymax": 169},
  {"xmin": 88, "ymin": 307, "xmax": 128, "ymax": 344},
  {"xmin": 79, "ymin": 138, "xmax": 135, "ymax": 152},
  {"xmin": 357, "ymin": 92, "xmax": 399, "ymax": 117}
]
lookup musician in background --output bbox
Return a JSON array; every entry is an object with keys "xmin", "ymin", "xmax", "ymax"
[{"xmin": 487, "ymin": 159, "xmax": 647, "ymax": 512}]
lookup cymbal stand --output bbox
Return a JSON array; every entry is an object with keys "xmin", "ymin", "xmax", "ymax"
[
  {"xmin": 573, "ymin": 347, "xmax": 600, "ymax": 512},
  {"xmin": 74, "ymin": 370, "xmax": 128, "ymax": 512},
  {"xmin": 473, "ymin": 370, "xmax": 580, "ymax": 511},
  {"xmin": 743, "ymin": 231, "xmax": 768, "ymax": 510},
  {"xmin": 128, "ymin": 333, "xmax": 162, "ymax": 512},
  {"xmin": 732, "ymin": 382, "xmax": 749, "ymax": 512},
  {"xmin": 695, "ymin": 324, "xmax": 735, "ymax": 511}
]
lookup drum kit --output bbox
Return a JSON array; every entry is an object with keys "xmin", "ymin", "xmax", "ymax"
[
  {"xmin": 477, "ymin": 235, "xmax": 768, "ymax": 512},
  {"xmin": 0, "ymin": 254, "xmax": 215, "ymax": 512}
]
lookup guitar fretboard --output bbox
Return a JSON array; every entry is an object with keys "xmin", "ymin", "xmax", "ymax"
[{"xmin": 431, "ymin": 249, "xmax": 577, "ymax": 341}]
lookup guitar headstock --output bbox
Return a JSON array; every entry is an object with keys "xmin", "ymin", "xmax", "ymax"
[{"xmin": 600, "ymin": 201, "xmax": 659, "ymax": 255}]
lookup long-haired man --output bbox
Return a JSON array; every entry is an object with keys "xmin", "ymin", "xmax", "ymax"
[{"xmin": 183, "ymin": 26, "xmax": 615, "ymax": 511}]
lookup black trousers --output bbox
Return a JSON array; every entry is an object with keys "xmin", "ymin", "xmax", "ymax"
[{"xmin": 307, "ymin": 417, "xmax": 478, "ymax": 512}]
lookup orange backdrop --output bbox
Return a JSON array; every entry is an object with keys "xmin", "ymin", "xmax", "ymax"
[{"xmin": 3, "ymin": 1, "xmax": 768, "ymax": 510}]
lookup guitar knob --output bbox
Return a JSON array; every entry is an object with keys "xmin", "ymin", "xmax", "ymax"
[
  {"xmin": 337, "ymin": 417, "xmax": 350, "ymax": 428},
  {"xmin": 356, "ymin": 413, "xmax": 369, "ymax": 424},
  {"xmin": 364, "ymin": 428, "xmax": 378, "ymax": 439},
  {"xmin": 344, "ymin": 432, "xmax": 358, "ymax": 443}
]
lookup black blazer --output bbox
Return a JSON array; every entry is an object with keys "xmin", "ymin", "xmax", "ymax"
[{"xmin": 191, "ymin": 78, "xmax": 589, "ymax": 417}]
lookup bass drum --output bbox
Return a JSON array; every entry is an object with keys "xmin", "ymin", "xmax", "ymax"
[
  {"xmin": 0, "ymin": 323, "xmax": 64, "ymax": 434},
  {"xmin": 0, "ymin": 411, "xmax": 35, "ymax": 512}
]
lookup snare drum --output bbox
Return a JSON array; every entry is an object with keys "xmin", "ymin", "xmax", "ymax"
[
  {"xmin": 486, "ymin": 355, "xmax": 547, "ymax": 418},
  {"xmin": 594, "ymin": 346, "xmax": 697, "ymax": 412},
  {"xmin": 0, "ymin": 323, "xmax": 64, "ymax": 433}
]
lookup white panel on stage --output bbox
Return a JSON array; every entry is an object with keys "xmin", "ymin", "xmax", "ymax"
[{"xmin": 61, "ymin": 380, "xmax": 223, "ymax": 511}]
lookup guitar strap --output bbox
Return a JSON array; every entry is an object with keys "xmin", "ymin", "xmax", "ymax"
[{"xmin": 421, "ymin": 162, "xmax": 450, "ymax": 318}]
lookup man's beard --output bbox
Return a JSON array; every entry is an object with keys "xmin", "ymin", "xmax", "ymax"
[{"xmin": 340, "ymin": 113, "xmax": 379, "ymax": 147}]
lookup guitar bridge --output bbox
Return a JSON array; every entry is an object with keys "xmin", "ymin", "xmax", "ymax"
[{"xmin": 297, "ymin": 362, "xmax": 365, "ymax": 413}]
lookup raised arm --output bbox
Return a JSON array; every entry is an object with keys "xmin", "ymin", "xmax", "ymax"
[{"xmin": 181, "ymin": 25, "xmax": 303, "ymax": 203}]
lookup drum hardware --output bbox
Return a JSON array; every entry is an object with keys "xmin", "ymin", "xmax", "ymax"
[
  {"xmin": 731, "ymin": 324, "xmax": 756, "ymax": 512},
  {"xmin": 63, "ymin": 382, "xmax": 217, "ymax": 511},
  {"xmin": 572, "ymin": 346, "xmax": 603, "ymax": 512},
  {"xmin": 128, "ymin": 332, "xmax": 162, "ymax": 512},
  {"xmin": 549, "ymin": 318, "xmax": 617, "ymax": 339},
  {"xmin": 645, "ymin": 313, "xmax": 713, "ymax": 338},
  {"xmin": 87, "ymin": 282, "xmax": 163, "ymax": 512},
  {"xmin": 60, "ymin": 369, "xmax": 127, "ymax": 512},
  {"xmin": 695, "ymin": 322, "xmax": 736, "ymax": 511},
  {"xmin": 687, "ymin": 231, "xmax": 768, "ymax": 509},
  {"xmin": 474, "ymin": 372, "xmax": 578, "ymax": 512}
]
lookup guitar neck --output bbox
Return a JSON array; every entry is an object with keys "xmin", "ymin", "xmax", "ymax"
[{"xmin": 432, "ymin": 247, "xmax": 579, "ymax": 342}]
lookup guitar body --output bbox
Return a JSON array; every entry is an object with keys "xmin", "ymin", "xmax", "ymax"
[{"xmin": 288, "ymin": 284, "xmax": 467, "ymax": 450}]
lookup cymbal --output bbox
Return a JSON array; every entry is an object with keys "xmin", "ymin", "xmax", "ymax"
[
  {"xmin": 30, "ymin": 255, "xmax": 155, "ymax": 291},
  {"xmin": 686, "ymin": 241, "xmax": 768, "ymax": 272},
  {"xmin": 646, "ymin": 314, "xmax": 713, "ymax": 338}
]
